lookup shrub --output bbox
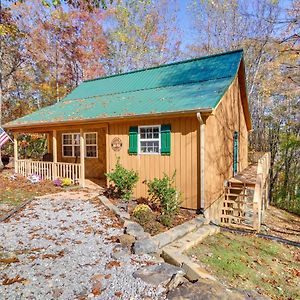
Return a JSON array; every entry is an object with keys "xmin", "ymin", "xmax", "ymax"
[
  {"xmin": 105, "ymin": 158, "xmax": 139, "ymax": 201},
  {"xmin": 132, "ymin": 204, "xmax": 162, "ymax": 235},
  {"xmin": 133, "ymin": 204, "xmax": 152, "ymax": 219},
  {"xmin": 145, "ymin": 172, "xmax": 181, "ymax": 227},
  {"xmin": 159, "ymin": 214, "xmax": 173, "ymax": 228}
]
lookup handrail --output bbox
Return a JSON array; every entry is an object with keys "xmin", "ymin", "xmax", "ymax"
[{"xmin": 220, "ymin": 152, "xmax": 271, "ymax": 232}]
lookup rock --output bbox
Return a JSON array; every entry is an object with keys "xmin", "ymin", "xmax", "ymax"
[
  {"xmin": 167, "ymin": 278, "xmax": 270, "ymax": 300},
  {"xmin": 133, "ymin": 262, "xmax": 186, "ymax": 286},
  {"xmin": 166, "ymin": 273, "xmax": 188, "ymax": 291},
  {"xmin": 117, "ymin": 234, "xmax": 135, "ymax": 248},
  {"xmin": 148, "ymin": 253, "xmax": 165, "ymax": 264},
  {"xmin": 133, "ymin": 238, "xmax": 159, "ymax": 255},
  {"xmin": 136, "ymin": 231, "xmax": 151, "ymax": 240},
  {"xmin": 111, "ymin": 248, "xmax": 130, "ymax": 260},
  {"xmin": 124, "ymin": 221, "xmax": 146, "ymax": 239}
]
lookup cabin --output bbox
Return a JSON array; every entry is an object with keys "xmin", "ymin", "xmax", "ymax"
[{"xmin": 3, "ymin": 50, "xmax": 270, "ymax": 227}]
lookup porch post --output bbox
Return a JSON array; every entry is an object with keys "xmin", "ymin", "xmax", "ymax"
[
  {"xmin": 80, "ymin": 128, "xmax": 85, "ymax": 187},
  {"xmin": 52, "ymin": 130, "xmax": 57, "ymax": 180},
  {"xmin": 13, "ymin": 133, "xmax": 18, "ymax": 173}
]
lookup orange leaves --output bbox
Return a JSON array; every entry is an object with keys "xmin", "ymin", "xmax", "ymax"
[
  {"xmin": 2, "ymin": 275, "xmax": 27, "ymax": 285},
  {"xmin": 41, "ymin": 250, "xmax": 65, "ymax": 260},
  {"xmin": 105, "ymin": 260, "xmax": 121, "ymax": 269},
  {"xmin": 0, "ymin": 256, "xmax": 19, "ymax": 264},
  {"xmin": 115, "ymin": 291, "xmax": 122, "ymax": 297}
]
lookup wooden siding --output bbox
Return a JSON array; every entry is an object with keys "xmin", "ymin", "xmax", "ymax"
[
  {"xmin": 107, "ymin": 116, "xmax": 199, "ymax": 209},
  {"xmin": 204, "ymin": 75, "xmax": 248, "ymax": 210},
  {"xmin": 56, "ymin": 127, "xmax": 107, "ymax": 179}
]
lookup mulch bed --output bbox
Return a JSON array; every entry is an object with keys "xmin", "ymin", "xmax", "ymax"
[{"xmin": 107, "ymin": 195, "xmax": 195, "ymax": 235}]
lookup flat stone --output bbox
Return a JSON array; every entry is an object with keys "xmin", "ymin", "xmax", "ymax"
[
  {"xmin": 152, "ymin": 215, "xmax": 205, "ymax": 248},
  {"xmin": 136, "ymin": 231, "xmax": 151, "ymax": 240},
  {"xmin": 98, "ymin": 195, "xmax": 130, "ymax": 220},
  {"xmin": 133, "ymin": 238, "xmax": 159, "ymax": 254},
  {"xmin": 133, "ymin": 262, "xmax": 186, "ymax": 286},
  {"xmin": 166, "ymin": 273, "xmax": 188, "ymax": 291},
  {"xmin": 167, "ymin": 279, "xmax": 270, "ymax": 300},
  {"xmin": 111, "ymin": 248, "xmax": 130, "ymax": 260},
  {"xmin": 124, "ymin": 221, "xmax": 145, "ymax": 238}
]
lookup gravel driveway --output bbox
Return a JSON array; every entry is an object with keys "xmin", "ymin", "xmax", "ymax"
[{"xmin": 0, "ymin": 191, "xmax": 166, "ymax": 300}]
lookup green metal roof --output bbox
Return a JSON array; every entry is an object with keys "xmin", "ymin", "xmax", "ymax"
[{"xmin": 5, "ymin": 49, "xmax": 244, "ymax": 128}]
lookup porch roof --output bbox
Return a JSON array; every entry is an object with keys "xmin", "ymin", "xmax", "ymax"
[{"xmin": 4, "ymin": 49, "xmax": 244, "ymax": 129}]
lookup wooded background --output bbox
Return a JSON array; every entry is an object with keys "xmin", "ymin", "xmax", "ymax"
[{"xmin": 1, "ymin": 0, "xmax": 299, "ymax": 214}]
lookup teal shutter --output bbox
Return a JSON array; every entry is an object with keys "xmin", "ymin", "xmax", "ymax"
[
  {"xmin": 128, "ymin": 126, "xmax": 138, "ymax": 155},
  {"xmin": 161, "ymin": 124, "xmax": 171, "ymax": 155},
  {"xmin": 233, "ymin": 131, "xmax": 239, "ymax": 175}
]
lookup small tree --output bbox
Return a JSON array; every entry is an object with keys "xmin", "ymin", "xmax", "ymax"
[{"xmin": 105, "ymin": 158, "xmax": 139, "ymax": 201}]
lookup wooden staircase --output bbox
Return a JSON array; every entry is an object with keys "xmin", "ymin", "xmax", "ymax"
[
  {"xmin": 220, "ymin": 153, "xmax": 271, "ymax": 231},
  {"xmin": 220, "ymin": 180, "xmax": 256, "ymax": 230}
]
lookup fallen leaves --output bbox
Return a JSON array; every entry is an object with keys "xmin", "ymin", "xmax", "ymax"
[
  {"xmin": 130, "ymin": 258, "xmax": 156, "ymax": 266},
  {"xmin": 115, "ymin": 291, "xmax": 122, "ymax": 297},
  {"xmin": 105, "ymin": 260, "xmax": 121, "ymax": 269},
  {"xmin": 0, "ymin": 256, "xmax": 19, "ymax": 264},
  {"xmin": 41, "ymin": 250, "xmax": 65, "ymax": 260},
  {"xmin": 2, "ymin": 275, "xmax": 27, "ymax": 285}
]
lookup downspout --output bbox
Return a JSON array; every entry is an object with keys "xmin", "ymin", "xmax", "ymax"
[{"xmin": 197, "ymin": 112, "xmax": 205, "ymax": 213}]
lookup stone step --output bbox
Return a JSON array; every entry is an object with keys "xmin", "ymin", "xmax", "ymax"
[{"xmin": 161, "ymin": 225, "xmax": 220, "ymax": 281}]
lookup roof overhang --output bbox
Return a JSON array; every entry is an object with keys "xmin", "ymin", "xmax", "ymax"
[
  {"xmin": 4, "ymin": 108, "xmax": 213, "ymax": 132},
  {"xmin": 238, "ymin": 59, "xmax": 252, "ymax": 131}
]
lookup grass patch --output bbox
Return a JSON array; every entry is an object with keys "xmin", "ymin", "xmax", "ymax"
[{"xmin": 186, "ymin": 231, "xmax": 300, "ymax": 300}]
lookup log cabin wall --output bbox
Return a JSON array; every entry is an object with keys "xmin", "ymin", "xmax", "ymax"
[
  {"xmin": 107, "ymin": 116, "xmax": 199, "ymax": 209},
  {"xmin": 204, "ymin": 75, "xmax": 248, "ymax": 210}
]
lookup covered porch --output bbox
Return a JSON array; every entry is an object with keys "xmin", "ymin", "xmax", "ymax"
[{"xmin": 12, "ymin": 124, "xmax": 108, "ymax": 188}]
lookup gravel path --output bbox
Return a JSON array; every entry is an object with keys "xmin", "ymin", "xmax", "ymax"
[{"xmin": 0, "ymin": 191, "xmax": 166, "ymax": 300}]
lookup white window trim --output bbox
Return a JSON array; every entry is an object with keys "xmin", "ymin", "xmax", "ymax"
[
  {"xmin": 84, "ymin": 132, "xmax": 98, "ymax": 158},
  {"xmin": 62, "ymin": 133, "xmax": 80, "ymax": 158},
  {"xmin": 138, "ymin": 125, "xmax": 161, "ymax": 155}
]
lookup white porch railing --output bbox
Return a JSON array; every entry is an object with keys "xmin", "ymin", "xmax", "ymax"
[{"xmin": 16, "ymin": 159, "xmax": 82, "ymax": 184}]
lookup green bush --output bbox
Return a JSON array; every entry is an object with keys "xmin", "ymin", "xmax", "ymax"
[
  {"xmin": 145, "ymin": 172, "xmax": 181, "ymax": 226},
  {"xmin": 105, "ymin": 158, "xmax": 139, "ymax": 201}
]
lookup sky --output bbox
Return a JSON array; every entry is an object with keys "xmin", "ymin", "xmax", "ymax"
[{"xmin": 176, "ymin": 0, "xmax": 293, "ymax": 49}]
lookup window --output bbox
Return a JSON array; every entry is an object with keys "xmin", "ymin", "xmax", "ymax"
[
  {"xmin": 138, "ymin": 125, "xmax": 160, "ymax": 154},
  {"xmin": 62, "ymin": 133, "xmax": 80, "ymax": 157},
  {"xmin": 85, "ymin": 132, "xmax": 98, "ymax": 158},
  {"xmin": 62, "ymin": 132, "xmax": 98, "ymax": 158}
]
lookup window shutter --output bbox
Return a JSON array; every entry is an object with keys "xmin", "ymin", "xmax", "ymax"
[
  {"xmin": 128, "ymin": 126, "xmax": 138, "ymax": 155},
  {"xmin": 161, "ymin": 124, "xmax": 171, "ymax": 155}
]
